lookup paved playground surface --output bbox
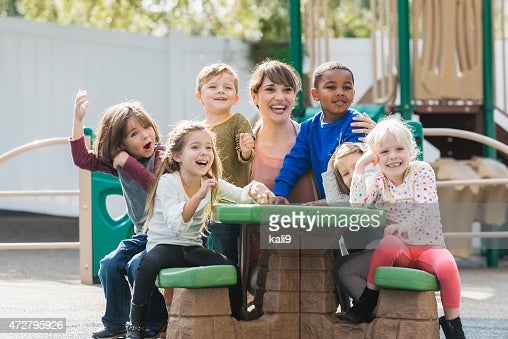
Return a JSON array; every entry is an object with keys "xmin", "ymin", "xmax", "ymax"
[{"xmin": 1, "ymin": 212, "xmax": 508, "ymax": 338}]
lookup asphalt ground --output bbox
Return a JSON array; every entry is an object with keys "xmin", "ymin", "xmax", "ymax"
[{"xmin": 1, "ymin": 211, "xmax": 507, "ymax": 338}]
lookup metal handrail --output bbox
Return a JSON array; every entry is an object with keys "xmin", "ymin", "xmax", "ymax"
[
  {"xmin": 0, "ymin": 137, "xmax": 69, "ymax": 164},
  {"xmin": 0, "ymin": 137, "xmax": 80, "ymax": 251},
  {"xmin": 425, "ymin": 127, "xmax": 508, "ymax": 239}
]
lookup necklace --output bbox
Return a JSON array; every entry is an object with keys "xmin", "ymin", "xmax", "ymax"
[{"xmin": 381, "ymin": 167, "xmax": 410, "ymax": 203}]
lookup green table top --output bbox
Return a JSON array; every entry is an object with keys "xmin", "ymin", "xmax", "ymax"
[{"xmin": 212, "ymin": 203, "xmax": 386, "ymax": 226}]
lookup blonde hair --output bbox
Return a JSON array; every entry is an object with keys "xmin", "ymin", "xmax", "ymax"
[
  {"xmin": 332, "ymin": 142, "xmax": 365, "ymax": 195},
  {"xmin": 195, "ymin": 63, "xmax": 239, "ymax": 93},
  {"xmin": 364, "ymin": 116, "xmax": 419, "ymax": 161},
  {"xmin": 94, "ymin": 102, "xmax": 160, "ymax": 167},
  {"xmin": 144, "ymin": 121, "xmax": 222, "ymax": 226}
]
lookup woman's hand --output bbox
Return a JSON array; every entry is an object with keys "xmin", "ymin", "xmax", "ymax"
[
  {"xmin": 269, "ymin": 196, "xmax": 289, "ymax": 204},
  {"xmin": 351, "ymin": 113, "xmax": 376, "ymax": 141}
]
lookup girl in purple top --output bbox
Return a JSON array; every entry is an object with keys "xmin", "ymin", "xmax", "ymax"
[{"xmin": 70, "ymin": 89, "xmax": 167, "ymax": 339}]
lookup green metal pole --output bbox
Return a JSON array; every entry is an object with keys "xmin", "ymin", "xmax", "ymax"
[
  {"xmin": 482, "ymin": 0, "xmax": 499, "ymax": 268},
  {"xmin": 482, "ymin": 0, "xmax": 496, "ymax": 157},
  {"xmin": 289, "ymin": 0, "xmax": 304, "ymax": 117},
  {"xmin": 397, "ymin": 0, "xmax": 412, "ymax": 120}
]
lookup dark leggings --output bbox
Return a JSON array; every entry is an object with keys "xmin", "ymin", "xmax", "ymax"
[
  {"xmin": 132, "ymin": 244, "xmax": 242, "ymax": 313},
  {"xmin": 335, "ymin": 250, "xmax": 373, "ymax": 301}
]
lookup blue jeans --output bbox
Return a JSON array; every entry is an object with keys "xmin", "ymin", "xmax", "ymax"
[
  {"xmin": 98, "ymin": 234, "xmax": 167, "ymax": 332},
  {"xmin": 207, "ymin": 223, "xmax": 241, "ymax": 264}
]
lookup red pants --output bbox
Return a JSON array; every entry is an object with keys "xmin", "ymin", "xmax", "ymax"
[{"xmin": 367, "ymin": 235, "xmax": 461, "ymax": 309}]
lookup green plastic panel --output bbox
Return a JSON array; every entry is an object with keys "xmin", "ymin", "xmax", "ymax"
[
  {"xmin": 85, "ymin": 128, "xmax": 133, "ymax": 283},
  {"xmin": 91, "ymin": 172, "xmax": 133, "ymax": 282},
  {"xmin": 156, "ymin": 265, "xmax": 237, "ymax": 289},
  {"xmin": 212, "ymin": 204, "xmax": 261, "ymax": 224},
  {"xmin": 212, "ymin": 203, "xmax": 386, "ymax": 226},
  {"xmin": 406, "ymin": 120, "xmax": 424, "ymax": 161},
  {"xmin": 374, "ymin": 266, "xmax": 439, "ymax": 291}
]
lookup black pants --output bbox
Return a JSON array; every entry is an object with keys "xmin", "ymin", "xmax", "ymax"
[{"xmin": 132, "ymin": 244, "xmax": 242, "ymax": 314}]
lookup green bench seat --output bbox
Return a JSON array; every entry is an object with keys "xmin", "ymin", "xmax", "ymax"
[
  {"xmin": 155, "ymin": 265, "xmax": 237, "ymax": 289},
  {"xmin": 374, "ymin": 267, "xmax": 439, "ymax": 291}
]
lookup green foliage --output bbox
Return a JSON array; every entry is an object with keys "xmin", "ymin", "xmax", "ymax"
[
  {"xmin": 328, "ymin": 0, "xmax": 371, "ymax": 38},
  {"xmin": 1, "ymin": 0, "xmax": 374, "ymax": 72},
  {"xmin": 0, "ymin": 0, "xmax": 21, "ymax": 16},
  {"xmin": 3, "ymin": 0, "xmax": 372, "ymax": 39},
  {"xmin": 249, "ymin": 40, "xmax": 291, "ymax": 66}
]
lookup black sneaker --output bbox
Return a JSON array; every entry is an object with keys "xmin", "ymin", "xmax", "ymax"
[
  {"xmin": 92, "ymin": 327, "xmax": 127, "ymax": 339},
  {"xmin": 144, "ymin": 321, "xmax": 167, "ymax": 339}
]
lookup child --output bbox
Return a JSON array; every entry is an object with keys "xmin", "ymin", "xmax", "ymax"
[
  {"xmin": 195, "ymin": 63, "xmax": 255, "ymax": 264},
  {"xmin": 272, "ymin": 61, "xmax": 371, "ymax": 202},
  {"xmin": 340, "ymin": 117, "xmax": 465, "ymax": 339},
  {"xmin": 70, "ymin": 89, "xmax": 168, "ymax": 339},
  {"xmin": 126, "ymin": 121, "xmax": 274, "ymax": 338},
  {"xmin": 322, "ymin": 142, "xmax": 381, "ymax": 312}
]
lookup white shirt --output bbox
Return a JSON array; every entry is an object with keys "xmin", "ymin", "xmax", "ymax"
[{"xmin": 146, "ymin": 172, "xmax": 254, "ymax": 251}]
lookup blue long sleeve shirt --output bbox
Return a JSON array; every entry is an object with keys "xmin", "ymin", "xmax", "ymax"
[{"xmin": 273, "ymin": 108, "xmax": 363, "ymax": 199}]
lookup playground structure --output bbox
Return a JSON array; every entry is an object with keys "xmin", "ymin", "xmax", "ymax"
[{"xmin": 299, "ymin": 0, "xmax": 508, "ymax": 159}]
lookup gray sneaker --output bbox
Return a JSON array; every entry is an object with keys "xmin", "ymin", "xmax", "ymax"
[{"xmin": 92, "ymin": 327, "xmax": 127, "ymax": 339}]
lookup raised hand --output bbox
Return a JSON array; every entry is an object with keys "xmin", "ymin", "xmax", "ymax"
[
  {"xmin": 72, "ymin": 89, "xmax": 90, "ymax": 140},
  {"xmin": 74, "ymin": 89, "xmax": 89, "ymax": 122}
]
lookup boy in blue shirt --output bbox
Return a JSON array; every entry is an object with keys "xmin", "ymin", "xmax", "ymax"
[{"xmin": 273, "ymin": 61, "xmax": 373, "ymax": 202}]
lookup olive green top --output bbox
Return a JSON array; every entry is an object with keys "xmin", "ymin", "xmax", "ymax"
[{"xmin": 208, "ymin": 113, "xmax": 255, "ymax": 188}]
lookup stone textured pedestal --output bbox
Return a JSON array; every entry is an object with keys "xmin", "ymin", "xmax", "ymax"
[
  {"xmin": 164, "ymin": 253, "xmax": 440, "ymax": 339},
  {"xmin": 236, "ymin": 249, "xmax": 338, "ymax": 338},
  {"xmin": 334, "ymin": 289, "xmax": 440, "ymax": 339},
  {"xmin": 166, "ymin": 287, "xmax": 236, "ymax": 339}
]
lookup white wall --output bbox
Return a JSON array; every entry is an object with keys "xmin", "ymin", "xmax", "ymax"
[{"xmin": 0, "ymin": 17, "xmax": 373, "ymax": 217}]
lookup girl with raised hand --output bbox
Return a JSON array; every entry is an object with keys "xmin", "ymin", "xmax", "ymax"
[{"xmin": 70, "ymin": 89, "xmax": 168, "ymax": 339}]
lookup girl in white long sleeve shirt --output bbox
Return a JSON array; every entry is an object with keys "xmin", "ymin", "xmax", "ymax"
[{"xmin": 126, "ymin": 121, "xmax": 274, "ymax": 339}]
